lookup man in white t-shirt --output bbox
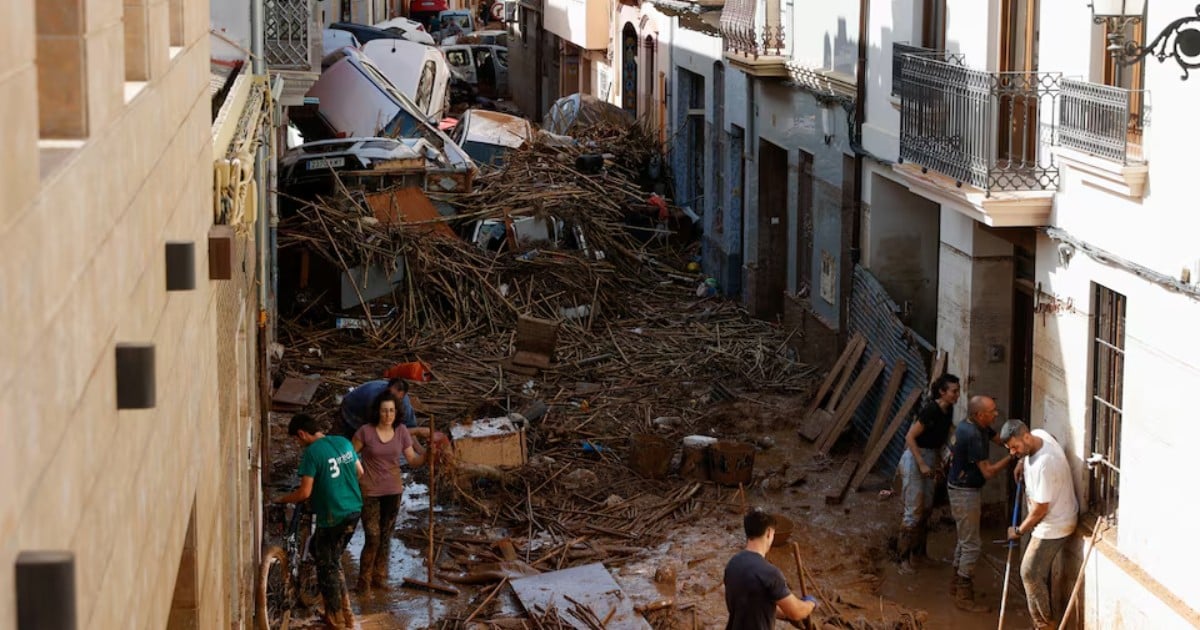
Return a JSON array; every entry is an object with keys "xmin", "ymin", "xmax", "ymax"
[{"xmin": 1000, "ymin": 420, "xmax": 1079, "ymax": 630}]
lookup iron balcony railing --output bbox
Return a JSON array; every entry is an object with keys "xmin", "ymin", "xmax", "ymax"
[
  {"xmin": 1058, "ymin": 79, "xmax": 1146, "ymax": 165},
  {"xmin": 264, "ymin": 0, "xmax": 321, "ymax": 71},
  {"xmin": 891, "ymin": 43, "xmax": 964, "ymax": 96},
  {"xmin": 720, "ymin": 0, "xmax": 785, "ymax": 58},
  {"xmin": 898, "ymin": 54, "xmax": 1061, "ymax": 194}
]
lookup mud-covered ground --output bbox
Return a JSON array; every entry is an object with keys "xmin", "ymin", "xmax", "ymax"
[{"xmin": 267, "ymin": 396, "xmax": 1031, "ymax": 630}]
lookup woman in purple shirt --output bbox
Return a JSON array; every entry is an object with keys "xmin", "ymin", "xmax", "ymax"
[{"xmin": 352, "ymin": 391, "xmax": 428, "ymax": 593}]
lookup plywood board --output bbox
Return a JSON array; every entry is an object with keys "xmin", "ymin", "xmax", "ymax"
[
  {"xmin": 271, "ymin": 375, "xmax": 322, "ymax": 409},
  {"xmin": 365, "ymin": 187, "xmax": 456, "ymax": 237},
  {"xmin": 511, "ymin": 563, "xmax": 651, "ymax": 630}
]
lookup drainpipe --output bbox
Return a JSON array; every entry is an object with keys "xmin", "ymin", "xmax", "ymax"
[
  {"xmin": 842, "ymin": 0, "xmax": 868, "ymax": 338},
  {"xmin": 251, "ymin": 0, "xmax": 274, "ymax": 493}
]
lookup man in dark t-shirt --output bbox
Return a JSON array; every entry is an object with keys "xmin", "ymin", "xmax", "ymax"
[
  {"xmin": 946, "ymin": 395, "xmax": 1013, "ymax": 612},
  {"xmin": 723, "ymin": 509, "xmax": 817, "ymax": 629}
]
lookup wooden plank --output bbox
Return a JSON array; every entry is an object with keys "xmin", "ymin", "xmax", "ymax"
[
  {"xmin": 929, "ymin": 350, "xmax": 947, "ymax": 386},
  {"xmin": 824, "ymin": 457, "xmax": 860, "ymax": 505},
  {"xmin": 827, "ymin": 337, "xmax": 867, "ymax": 412},
  {"xmin": 799, "ymin": 333, "xmax": 864, "ymax": 420},
  {"xmin": 864, "ymin": 360, "xmax": 907, "ymax": 454},
  {"xmin": 817, "ymin": 356, "xmax": 883, "ymax": 453},
  {"xmin": 849, "ymin": 388, "xmax": 922, "ymax": 492}
]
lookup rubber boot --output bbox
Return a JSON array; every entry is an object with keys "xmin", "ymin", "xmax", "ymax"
[
  {"xmin": 897, "ymin": 527, "xmax": 917, "ymax": 575},
  {"xmin": 912, "ymin": 517, "xmax": 930, "ymax": 563},
  {"xmin": 373, "ymin": 567, "xmax": 392, "ymax": 591},
  {"xmin": 953, "ymin": 576, "xmax": 991, "ymax": 613},
  {"xmin": 340, "ymin": 590, "xmax": 358, "ymax": 629},
  {"xmin": 354, "ymin": 572, "xmax": 371, "ymax": 595},
  {"xmin": 320, "ymin": 595, "xmax": 345, "ymax": 630}
]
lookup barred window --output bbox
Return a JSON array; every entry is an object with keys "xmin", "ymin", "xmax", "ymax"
[{"xmin": 1089, "ymin": 283, "xmax": 1126, "ymax": 518}]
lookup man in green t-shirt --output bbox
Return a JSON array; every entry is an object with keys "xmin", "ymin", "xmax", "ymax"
[{"xmin": 273, "ymin": 414, "xmax": 364, "ymax": 629}]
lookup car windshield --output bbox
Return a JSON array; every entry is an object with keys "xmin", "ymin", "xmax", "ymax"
[{"xmin": 462, "ymin": 140, "xmax": 510, "ymax": 168}]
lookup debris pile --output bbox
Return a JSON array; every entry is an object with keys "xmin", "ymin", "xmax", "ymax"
[{"xmin": 271, "ymin": 127, "xmax": 926, "ymax": 629}]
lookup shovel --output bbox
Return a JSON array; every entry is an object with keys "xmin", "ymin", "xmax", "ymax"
[{"xmin": 998, "ymin": 481, "xmax": 1023, "ymax": 630}]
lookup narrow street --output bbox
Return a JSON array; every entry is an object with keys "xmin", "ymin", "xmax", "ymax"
[{"xmin": 263, "ymin": 129, "xmax": 1027, "ymax": 626}]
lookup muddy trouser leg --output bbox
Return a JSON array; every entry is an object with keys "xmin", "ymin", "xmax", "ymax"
[
  {"xmin": 948, "ymin": 486, "xmax": 981, "ymax": 579},
  {"xmin": 373, "ymin": 494, "xmax": 402, "ymax": 580},
  {"xmin": 313, "ymin": 514, "xmax": 361, "ymax": 613},
  {"xmin": 899, "ymin": 450, "xmax": 924, "ymax": 529},
  {"xmin": 1021, "ymin": 535, "xmax": 1069, "ymax": 628},
  {"xmin": 359, "ymin": 498, "xmax": 382, "ymax": 585}
]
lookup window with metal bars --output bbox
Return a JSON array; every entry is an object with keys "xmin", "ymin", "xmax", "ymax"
[{"xmin": 1089, "ymin": 283, "xmax": 1126, "ymax": 519}]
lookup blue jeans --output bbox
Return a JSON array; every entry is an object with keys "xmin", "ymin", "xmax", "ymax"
[
  {"xmin": 948, "ymin": 486, "xmax": 982, "ymax": 579},
  {"xmin": 900, "ymin": 448, "xmax": 938, "ymax": 528}
]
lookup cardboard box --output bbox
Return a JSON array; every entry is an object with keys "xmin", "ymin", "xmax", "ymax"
[{"xmin": 451, "ymin": 416, "xmax": 528, "ymax": 468}]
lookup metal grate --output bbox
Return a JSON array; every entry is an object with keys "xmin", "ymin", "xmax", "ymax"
[
  {"xmin": 897, "ymin": 54, "xmax": 1061, "ymax": 194},
  {"xmin": 1058, "ymin": 79, "xmax": 1146, "ymax": 165},
  {"xmin": 264, "ymin": 0, "xmax": 316, "ymax": 69}
]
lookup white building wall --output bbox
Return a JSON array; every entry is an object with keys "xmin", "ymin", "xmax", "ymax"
[{"xmin": 1029, "ymin": 1, "xmax": 1200, "ymax": 626}]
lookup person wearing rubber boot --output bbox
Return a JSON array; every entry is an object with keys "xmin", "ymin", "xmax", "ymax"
[
  {"xmin": 1001, "ymin": 420, "xmax": 1078, "ymax": 630},
  {"xmin": 897, "ymin": 373, "xmax": 960, "ymax": 575},
  {"xmin": 946, "ymin": 395, "xmax": 1013, "ymax": 612},
  {"xmin": 274, "ymin": 414, "xmax": 364, "ymax": 629}
]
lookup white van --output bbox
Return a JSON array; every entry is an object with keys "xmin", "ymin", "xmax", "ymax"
[
  {"xmin": 440, "ymin": 44, "xmax": 509, "ymax": 98},
  {"xmin": 361, "ymin": 39, "xmax": 451, "ymax": 120}
]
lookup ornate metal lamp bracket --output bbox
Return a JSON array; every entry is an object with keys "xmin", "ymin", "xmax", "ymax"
[{"xmin": 1095, "ymin": 4, "xmax": 1200, "ymax": 80}]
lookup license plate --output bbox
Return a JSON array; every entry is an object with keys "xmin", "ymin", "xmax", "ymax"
[{"xmin": 306, "ymin": 157, "xmax": 346, "ymax": 170}]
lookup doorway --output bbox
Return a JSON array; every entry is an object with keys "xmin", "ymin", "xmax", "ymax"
[
  {"xmin": 1010, "ymin": 240, "xmax": 1035, "ymax": 424},
  {"xmin": 754, "ymin": 140, "xmax": 789, "ymax": 319}
]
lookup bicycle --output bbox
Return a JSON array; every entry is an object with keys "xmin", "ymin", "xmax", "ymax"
[{"xmin": 256, "ymin": 503, "xmax": 322, "ymax": 630}]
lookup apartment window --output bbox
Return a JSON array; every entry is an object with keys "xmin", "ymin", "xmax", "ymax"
[{"xmin": 1089, "ymin": 283, "xmax": 1126, "ymax": 518}]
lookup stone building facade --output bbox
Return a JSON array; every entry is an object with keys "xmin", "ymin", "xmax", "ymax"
[{"xmin": 1, "ymin": 0, "xmax": 266, "ymax": 627}]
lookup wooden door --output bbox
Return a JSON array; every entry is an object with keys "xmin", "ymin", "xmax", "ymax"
[{"xmin": 754, "ymin": 141, "xmax": 789, "ymax": 319}]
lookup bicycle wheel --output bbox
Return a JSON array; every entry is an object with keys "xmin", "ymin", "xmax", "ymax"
[
  {"xmin": 256, "ymin": 546, "xmax": 292, "ymax": 630},
  {"xmin": 296, "ymin": 511, "xmax": 322, "ymax": 608}
]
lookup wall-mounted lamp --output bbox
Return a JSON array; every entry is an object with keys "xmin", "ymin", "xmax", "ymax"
[{"xmin": 1090, "ymin": 0, "xmax": 1200, "ymax": 79}]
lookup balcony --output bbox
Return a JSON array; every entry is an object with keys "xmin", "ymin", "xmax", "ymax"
[
  {"xmin": 264, "ymin": 0, "xmax": 322, "ymax": 105},
  {"xmin": 891, "ymin": 51, "xmax": 1069, "ymax": 225},
  {"xmin": 1051, "ymin": 79, "xmax": 1149, "ymax": 197},
  {"xmin": 544, "ymin": 0, "xmax": 610, "ymax": 50},
  {"xmin": 891, "ymin": 43, "xmax": 964, "ymax": 97},
  {"xmin": 720, "ymin": 0, "xmax": 787, "ymax": 77}
]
